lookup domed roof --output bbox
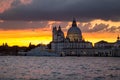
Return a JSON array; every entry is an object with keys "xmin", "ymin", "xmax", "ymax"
[
  {"xmin": 67, "ymin": 18, "xmax": 81, "ymax": 35},
  {"xmin": 68, "ymin": 26, "xmax": 81, "ymax": 34},
  {"xmin": 67, "ymin": 19, "xmax": 83, "ymax": 42}
]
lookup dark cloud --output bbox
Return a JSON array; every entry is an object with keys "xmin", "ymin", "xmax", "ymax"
[
  {"xmin": 0, "ymin": 20, "xmax": 120, "ymax": 33},
  {"xmin": 78, "ymin": 23, "xmax": 120, "ymax": 33},
  {"xmin": 89, "ymin": 23, "xmax": 109, "ymax": 32},
  {"xmin": 0, "ymin": 20, "xmax": 69, "ymax": 30},
  {"xmin": 0, "ymin": 0, "xmax": 120, "ymax": 22},
  {"xmin": 106, "ymin": 26, "xmax": 120, "ymax": 32},
  {"xmin": 78, "ymin": 23, "xmax": 92, "ymax": 32},
  {"xmin": 0, "ymin": 21, "xmax": 48, "ymax": 30}
]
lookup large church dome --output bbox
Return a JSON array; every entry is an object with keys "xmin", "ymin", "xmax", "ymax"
[
  {"xmin": 68, "ymin": 26, "xmax": 81, "ymax": 35},
  {"xmin": 67, "ymin": 19, "xmax": 82, "ymax": 42}
]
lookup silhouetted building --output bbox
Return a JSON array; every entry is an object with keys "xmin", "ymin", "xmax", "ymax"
[
  {"xmin": 51, "ymin": 19, "xmax": 120, "ymax": 57},
  {"xmin": 51, "ymin": 19, "xmax": 93, "ymax": 56}
]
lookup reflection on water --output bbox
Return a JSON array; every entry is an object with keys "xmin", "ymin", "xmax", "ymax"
[{"xmin": 0, "ymin": 56, "xmax": 120, "ymax": 80}]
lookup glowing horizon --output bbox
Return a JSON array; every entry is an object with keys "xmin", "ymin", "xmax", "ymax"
[
  {"xmin": 0, "ymin": 32, "xmax": 118, "ymax": 47},
  {"xmin": 0, "ymin": 19, "xmax": 119, "ymax": 47}
]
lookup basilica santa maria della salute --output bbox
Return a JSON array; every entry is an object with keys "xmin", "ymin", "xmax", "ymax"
[
  {"xmin": 67, "ymin": 19, "xmax": 83, "ymax": 42},
  {"xmin": 51, "ymin": 19, "xmax": 120, "ymax": 56}
]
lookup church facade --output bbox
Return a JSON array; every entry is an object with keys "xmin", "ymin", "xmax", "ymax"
[
  {"xmin": 51, "ymin": 19, "xmax": 120, "ymax": 56},
  {"xmin": 51, "ymin": 19, "xmax": 93, "ymax": 56}
]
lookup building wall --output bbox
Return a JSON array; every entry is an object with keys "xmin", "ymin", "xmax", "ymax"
[
  {"xmin": 51, "ymin": 42, "xmax": 93, "ymax": 55},
  {"xmin": 51, "ymin": 42, "xmax": 64, "ymax": 54}
]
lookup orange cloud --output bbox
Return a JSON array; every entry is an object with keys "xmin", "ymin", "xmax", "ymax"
[
  {"xmin": 0, "ymin": 0, "xmax": 14, "ymax": 13},
  {"xmin": 0, "ymin": 0, "xmax": 33, "ymax": 13},
  {"xmin": 20, "ymin": 0, "xmax": 32, "ymax": 5},
  {"xmin": 0, "ymin": 20, "xmax": 4, "ymax": 23}
]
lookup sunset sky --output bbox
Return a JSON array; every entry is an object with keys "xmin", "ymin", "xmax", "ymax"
[{"xmin": 0, "ymin": 0, "xmax": 120, "ymax": 46}]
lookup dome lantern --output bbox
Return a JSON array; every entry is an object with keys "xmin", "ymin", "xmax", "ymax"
[{"xmin": 72, "ymin": 18, "xmax": 77, "ymax": 27}]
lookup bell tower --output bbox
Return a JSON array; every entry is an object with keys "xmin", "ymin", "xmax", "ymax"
[{"xmin": 52, "ymin": 26, "xmax": 57, "ymax": 42}]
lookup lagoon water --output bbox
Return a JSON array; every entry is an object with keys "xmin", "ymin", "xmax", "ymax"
[{"xmin": 0, "ymin": 56, "xmax": 120, "ymax": 80}]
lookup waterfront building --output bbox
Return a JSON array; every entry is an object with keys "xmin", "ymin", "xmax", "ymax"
[
  {"xmin": 94, "ymin": 40, "xmax": 114, "ymax": 48},
  {"xmin": 51, "ymin": 19, "xmax": 93, "ymax": 56},
  {"xmin": 114, "ymin": 35, "xmax": 120, "ymax": 48},
  {"xmin": 51, "ymin": 19, "xmax": 120, "ymax": 57},
  {"xmin": 90, "ymin": 36, "xmax": 120, "ymax": 57}
]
